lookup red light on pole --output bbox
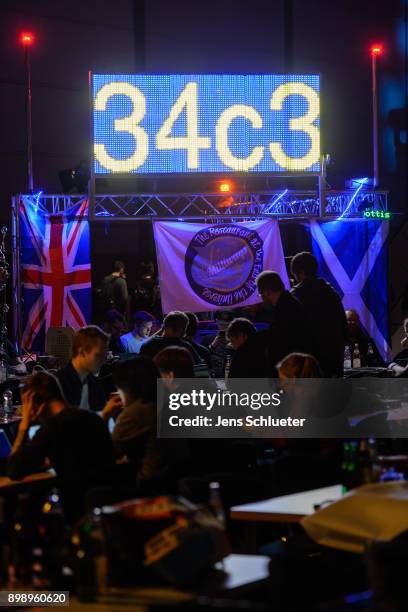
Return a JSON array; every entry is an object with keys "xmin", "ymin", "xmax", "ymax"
[
  {"xmin": 370, "ymin": 42, "xmax": 383, "ymax": 188},
  {"xmin": 20, "ymin": 31, "xmax": 35, "ymax": 191},
  {"xmin": 20, "ymin": 32, "xmax": 34, "ymax": 46},
  {"xmin": 370, "ymin": 43, "xmax": 383, "ymax": 56}
]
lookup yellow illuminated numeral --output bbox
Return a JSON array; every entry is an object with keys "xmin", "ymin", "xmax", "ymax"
[
  {"xmin": 94, "ymin": 82, "xmax": 148, "ymax": 172},
  {"xmin": 269, "ymin": 83, "xmax": 320, "ymax": 171},
  {"xmin": 215, "ymin": 104, "xmax": 264, "ymax": 171},
  {"xmin": 156, "ymin": 81, "xmax": 211, "ymax": 169}
]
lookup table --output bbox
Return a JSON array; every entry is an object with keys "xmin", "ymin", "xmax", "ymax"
[
  {"xmin": 0, "ymin": 415, "xmax": 21, "ymax": 426},
  {"xmin": 0, "ymin": 470, "xmax": 56, "ymax": 490},
  {"xmin": 215, "ymin": 553, "xmax": 270, "ymax": 590},
  {"xmin": 230, "ymin": 484, "xmax": 344, "ymax": 523},
  {"xmin": 24, "ymin": 554, "xmax": 270, "ymax": 611}
]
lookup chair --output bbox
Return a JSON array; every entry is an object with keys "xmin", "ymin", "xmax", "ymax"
[{"xmin": 45, "ymin": 327, "xmax": 75, "ymax": 368}]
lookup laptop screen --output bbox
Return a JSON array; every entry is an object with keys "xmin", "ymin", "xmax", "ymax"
[{"xmin": 0, "ymin": 429, "xmax": 12, "ymax": 459}]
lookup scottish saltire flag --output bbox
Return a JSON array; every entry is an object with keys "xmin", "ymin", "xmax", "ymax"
[
  {"xmin": 20, "ymin": 198, "xmax": 92, "ymax": 351},
  {"xmin": 310, "ymin": 219, "xmax": 390, "ymax": 360},
  {"xmin": 154, "ymin": 220, "xmax": 289, "ymax": 313}
]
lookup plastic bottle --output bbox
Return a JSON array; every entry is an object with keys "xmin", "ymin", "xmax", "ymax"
[
  {"xmin": 366, "ymin": 342, "xmax": 375, "ymax": 367},
  {"xmin": 36, "ymin": 487, "xmax": 67, "ymax": 588},
  {"xmin": 341, "ymin": 440, "xmax": 359, "ymax": 489},
  {"xmin": 344, "ymin": 346, "xmax": 351, "ymax": 369},
  {"xmin": 209, "ymin": 481, "xmax": 226, "ymax": 528},
  {"xmin": 74, "ymin": 508, "xmax": 108, "ymax": 602},
  {"xmin": 358, "ymin": 440, "xmax": 372, "ymax": 484},
  {"xmin": 224, "ymin": 355, "xmax": 232, "ymax": 379},
  {"xmin": 2, "ymin": 389, "xmax": 14, "ymax": 422},
  {"xmin": 0, "ymin": 359, "xmax": 6, "ymax": 384},
  {"xmin": 367, "ymin": 438, "xmax": 381, "ymax": 482},
  {"xmin": 352, "ymin": 343, "xmax": 361, "ymax": 368}
]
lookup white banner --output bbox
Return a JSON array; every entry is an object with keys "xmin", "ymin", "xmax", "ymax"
[{"xmin": 153, "ymin": 220, "xmax": 289, "ymax": 313}]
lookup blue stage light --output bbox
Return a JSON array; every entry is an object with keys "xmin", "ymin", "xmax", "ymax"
[{"xmin": 338, "ymin": 178, "xmax": 368, "ymax": 220}]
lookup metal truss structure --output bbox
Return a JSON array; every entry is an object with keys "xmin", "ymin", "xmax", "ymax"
[
  {"xmin": 15, "ymin": 189, "xmax": 388, "ymax": 220},
  {"xmin": 10, "ymin": 188, "xmax": 388, "ymax": 346}
]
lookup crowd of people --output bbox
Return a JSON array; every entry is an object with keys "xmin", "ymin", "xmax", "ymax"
[
  {"xmin": 100, "ymin": 251, "xmax": 385, "ymax": 376},
  {"xmin": 5, "ymin": 251, "xmax": 390, "ymax": 520}
]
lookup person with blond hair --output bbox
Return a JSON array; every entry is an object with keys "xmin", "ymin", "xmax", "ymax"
[
  {"xmin": 277, "ymin": 352, "xmax": 323, "ymax": 379},
  {"xmin": 57, "ymin": 325, "xmax": 122, "ymax": 413}
]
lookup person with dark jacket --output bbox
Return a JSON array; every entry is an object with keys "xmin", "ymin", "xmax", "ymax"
[
  {"xmin": 227, "ymin": 318, "xmax": 269, "ymax": 378},
  {"xmin": 101, "ymin": 309, "xmax": 126, "ymax": 354},
  {"xmin": 102, "ymin": 261, "xmax": 128, "ymax": 315},
  {"xmin": 345, "ymin": 309, "xmax": 384, "ymax": 366},
  {"xmin": 102, "ymin": 357, "xmax": 188, "ymax": 491},
  {"xmin": 256, "ymin": 271, "xmax": 313, "ymax": 371},
  {"xmin": 140, "ymin": 311, "xmax": 200, "ymax": 363},
  {"xmin": 7, "ymin": 372, "xmax": 116, "ymax": 482},
  {"xmin": 290, "ymin": 252, "xmax": 348, "ymax": 377},
  {"xmin": 57, "ymin": 326, "xmax": 122, "ymax": 413},
  {"xmin": 184, "ymin": 312, "xmax": 211, "ymax": 368}
]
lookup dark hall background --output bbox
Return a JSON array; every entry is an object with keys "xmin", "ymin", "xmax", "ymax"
[{"xmin": 0, "ymin": 0, "xmax": 406, "ymax": 340}]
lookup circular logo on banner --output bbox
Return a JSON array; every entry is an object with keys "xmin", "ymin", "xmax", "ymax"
[{"xmin": 185, "ymin": 224, "xmax": 264, "ymax": 307}]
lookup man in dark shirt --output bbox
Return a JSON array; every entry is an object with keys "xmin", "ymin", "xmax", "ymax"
[
  {"xmin": 256, "ymin": 271, "xmax": 313, "ymax": 369},
  {"xmin": 7, "ymin": 372, "xmax": 115, "ymax": 481},
  {"xmin": 345, "ymin": 309, "xmax": 383, "ymax": 366},
  {"xmin": 101, "ymin": 309, "xmax": 126, "ymax": 354},
  {"xmin": 140, "ymin": 311, "xmax": 200, "ymax": 363},
  {"xmin": 57, "ymin": 326, "xmax": 122, "ymax": 413},
  {"xmin": 105, "ymin": 357, "xmax": 188, "ymax": 490},
  {"xmin": 290, "ymin": 252, "xmax": 348, "ymax": 377},
  {"xmin": 184, "ymin": 312, "xmax": 211, "ymax": 368},
  {"xmin": 227, "ymin": 318, "xmax": 269, "ymax": 378},
  {"xmin": 102, "ymin": 261, "xmax": 128, "ymax": 315}
]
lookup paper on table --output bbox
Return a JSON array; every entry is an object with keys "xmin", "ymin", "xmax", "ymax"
[{"xmin": 302, "ymin": 481, "xmax": 408, "ymax": 553}]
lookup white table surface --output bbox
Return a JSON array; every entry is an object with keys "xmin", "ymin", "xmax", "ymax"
[{"xmin": 230, "ymin": 484, "xmax": 344, "ymax": 522}]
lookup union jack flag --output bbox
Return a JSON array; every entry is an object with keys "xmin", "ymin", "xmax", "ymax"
[{"xmin": 20, "ymin": 198, "xmax": 92, "ymax": 351}]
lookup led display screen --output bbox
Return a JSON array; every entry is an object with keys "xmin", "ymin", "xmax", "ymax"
[{"xmin": 92, "ymin": 74, "xmax": 320, "ymax": 175}]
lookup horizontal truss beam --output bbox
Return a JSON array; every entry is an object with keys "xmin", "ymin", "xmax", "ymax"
[{"xmin": 17, "ymin": 190, "xmax": 388, "ymax": 220}]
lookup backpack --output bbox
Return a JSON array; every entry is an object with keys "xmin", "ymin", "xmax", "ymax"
[{"xmin": 95, "ymin": 275, "xmax": 116, "ymax": 314}]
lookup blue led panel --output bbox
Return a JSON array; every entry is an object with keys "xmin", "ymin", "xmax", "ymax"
[{"xmin": 92, "ymin": 74, "xmax": 320, "ymax": 175}]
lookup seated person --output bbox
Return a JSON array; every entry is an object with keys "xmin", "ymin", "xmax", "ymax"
[
  {"xmin": 345, "ymin": 308, "xmax": 383, "ymax": 366},
  {"xmin": 7, "ymin": 371, "xmax": 116, "ymax": 481},
  {"xmin": 119, "ymin": 311, "xmax": 155, "ymax": 354},
  {"xmin": 108, "ymin": 356, "xmax": 189, "ymax": 491},
  {"xmin": 154, "ymin": 345, "xmax": 195, "ymax": 388},
  {"xmin": 57, "ymin": 325, "xmax": 122, "ymax": 413},
  {"xmin": 154, "ymin": 346, "xmax": 232, "ymax": 477},
  {"xmin": 153, "ymin": 345, "xmax": 195, "ymax": 430},
  {"xmin": 101, "ymin": 309, "xmax": 126, "ymax": 354},
  {"xmin": 184, "ymin": 312, "xmax": 211, "ymax": 368},
  {"xmin": 140, "ymin": 311, "xmax": 200, "ymax": 362},
  {"xmin": 277, "ymin": 352, "xmax": 323, "ymax": 417},
  {"xmin": 389, "ymin": 319, "xmax": 408, "ymax": 376},
  {"xmin": 227, "ymin": 317, "xmax": 269, "ymax": 378}
]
